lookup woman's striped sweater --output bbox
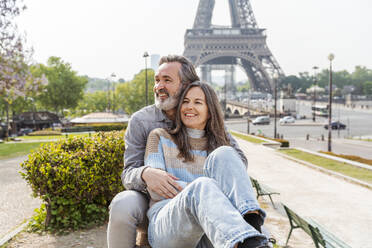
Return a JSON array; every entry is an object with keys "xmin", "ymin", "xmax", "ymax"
[{"xmin": 144, "ymin": 128, "xmax": 208, "ymax": 205}]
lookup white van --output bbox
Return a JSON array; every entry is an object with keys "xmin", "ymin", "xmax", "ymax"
[{"xmin": 252, "ymin": 116, "xmax": 270, "ymax": 125}]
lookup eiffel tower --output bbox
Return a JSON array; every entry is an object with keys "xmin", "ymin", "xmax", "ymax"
[{"xmin": 183, "ymin": 0, "xmax": 284, "ymax": 93}]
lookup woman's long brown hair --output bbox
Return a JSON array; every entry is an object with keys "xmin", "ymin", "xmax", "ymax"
[{"xmin": 170, "ymin": 81, "xmax": 230, "ymax": 162}]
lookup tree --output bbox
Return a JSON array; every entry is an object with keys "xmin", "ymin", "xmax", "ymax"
[
  {"xmin": 33, "ymin": 57, "xmax": 88, "ymax": 116},
  {"xmin": 281, "ymin": 75, "xmax": 307, "ymax": 93},
  {"xmin": 116, "ymin": 69, "xmax": 154, "ymax": 115},
  {"xmin": 351, "ymin": 66, "xmax": 372, "ymax": 94},
  {"xmin": 0, "ymin": 0, "xmax": 47, "ymax": 138},
  {"xmin": 236, "ymin": 80, "xmax": 250, "ymax": 93},
  {"xmin": 363, "ymin": 81, "xmax": 372, "ymax": 95},
  {"xmin": 71, "ymin": 91, "xmax": 108, "ymax": 116}
]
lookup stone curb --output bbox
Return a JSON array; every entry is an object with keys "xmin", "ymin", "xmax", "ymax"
[
  {"xmin": 0, "ymin": 223, "xmax": 27, "ymax": 246},
  {"xmin": 276, "ymin": 150, "xmax": 372, "ymax": 190},
  {"xmin": 230, "ymin": 130, "xmax": 282, "ymax": 149},
  {"xmin": 230, "ymin": 129, "xmax": 279, "ymax": 143}
]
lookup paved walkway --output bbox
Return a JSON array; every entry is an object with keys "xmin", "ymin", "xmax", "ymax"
[
  {"xmin": 237, "ymin": 138, "xmax": 372, "ymax": 248},
  {"xmin": 0, "ymin": 156, "xmax": 41, "ymax": 240},
  {"xmin": 2, "ymin": 138, "xmax": 372, "ymax": 247}
]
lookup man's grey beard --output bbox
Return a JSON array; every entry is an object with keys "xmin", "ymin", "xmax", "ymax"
[
  {"xmin": 155, "ymin": 95, "xmax": 178, "ymax": 111},
  {"xmin": 154, "ymin": 86, "xmax": 182, "ymax": 111}
]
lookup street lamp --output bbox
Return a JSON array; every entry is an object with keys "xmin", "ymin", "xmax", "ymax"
[
  {"xmin": 106, "ymin": 73, "xmax": 116, "ymax": 113},
  {"xmin": 143, "ymin": 52, "xmax": 149, "ymax": 106},
  {"xmin": 312, "ymin": 66, "xmax": 319, "ymax": 122},
  {"xmin": 273, "ymin": 72, "xmax": 279, "ymax": 139},
  {"xmin": 327, "ymin": 53, "xmax": 335, "ymax": 152},
  {"xmin": 111, "ymin": 73, "xmax": 116, "ymax": 113},
  {"xmin": 247, "ymin": 89, "xmax": 250, "ymax": 134}
]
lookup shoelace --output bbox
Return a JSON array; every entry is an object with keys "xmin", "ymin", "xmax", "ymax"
[{"xmin": 268, "ymin": 237, "xmax": 277, "ymax": 244}]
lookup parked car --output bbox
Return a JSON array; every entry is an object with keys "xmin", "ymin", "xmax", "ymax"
[
  {"xmin": 252, "ymin": 116, "xmax": 270, "ymax": 125},
  {"xmin": 17, "ymin": 128, "xmax": 33, "ymax": 136},
  {"xmin": 324, "ymin": 121, "xmax": 346, "ymax": 130},
  {"xmin": 279, "ymin": 116, "xmax": 295, "ymax": 125}
]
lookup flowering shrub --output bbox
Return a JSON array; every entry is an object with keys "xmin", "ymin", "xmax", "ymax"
[{"xmin": 20, "ymin": 131, "xmax": 125, "ymax": 231}]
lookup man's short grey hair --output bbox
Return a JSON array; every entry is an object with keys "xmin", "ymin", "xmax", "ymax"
[{"xmin": 159, "ymin": 55, "xmax": 200, "ymax": 86}]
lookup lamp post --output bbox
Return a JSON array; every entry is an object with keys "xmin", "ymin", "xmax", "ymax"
[
  {"xmin": 327, "ymin": 53, "xmax": 335, "ymax": 152},
  {"xmin": 143, "ymin": 52, "xmax": 149, "ymax": 106},
  {"xmin": 312, "ymin": 66, "xmax": 319, "ymax": 122},
  {"xmin": 111, "ymin": 73, "xmax": 116, "ymax": 113},
  {"xmin": 224, "ymin": 79, "xmax": 227, "ymax": 119},
  {"xmin": 273, "ymin": 72, "xmax": 279, "ymax": 139},
  {"xmin": 247, "ymin": 89, "xmax": 250, "ymax": 134}
]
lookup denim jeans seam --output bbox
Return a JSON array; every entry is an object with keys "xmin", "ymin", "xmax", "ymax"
[
  {"xmin": 237, "ymin": 199, "xmax": 260, "ymax": 211},
  {"xmin": 225, "ymin": 228, "xmax": 265, "ymax": 248}
]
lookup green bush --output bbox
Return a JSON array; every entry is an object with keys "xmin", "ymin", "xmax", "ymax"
[
  {"xmin": 62, "ymin": 126, "xmax": 94, "ymax": 132},
  {"xmin": 28, "ymin": 130, "xmax": 62, "ymax": 136},
  {"xmin": 20, "ymin": 131, "xmax": 125, "ymax": 232},
  {"xmin": 275, "ymin": 138, "xmax": 289, "ymax": 147},
  {"xmin": 62, "ymin": 124, "xmax": 127, "ymax": 133}
]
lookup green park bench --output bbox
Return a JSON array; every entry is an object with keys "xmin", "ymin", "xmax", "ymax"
[
  {"xmin": 283, "ymin": 204, "xmax": 352, "ymax": 248},
  {"xmin": 250, "ymin": 177, "xmax": 280, "ymax": 208}
]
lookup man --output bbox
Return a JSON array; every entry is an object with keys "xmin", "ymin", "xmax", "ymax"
[{"xmin": 107, "ymin": 55, "xmax": 247, "ymax": 248}]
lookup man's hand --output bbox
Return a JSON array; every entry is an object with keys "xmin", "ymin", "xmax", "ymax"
[{"xmin": 142, "ymin": 167, "xmax": 183, "ymax": 199}]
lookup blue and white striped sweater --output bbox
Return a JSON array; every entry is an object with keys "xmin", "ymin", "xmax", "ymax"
[{"xmin": 144, "ymin": 128, "xmax": 208, "ymax": 204}]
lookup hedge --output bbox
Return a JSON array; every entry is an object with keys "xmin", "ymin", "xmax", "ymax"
[
  {"xmin": 62, "ymin": 123, "xmax": 127, "ymax": 133},
  {"xmin": 319, "ymin": 151, "xmax": 372, "ymax": 166},
  {"xmin": 20, "ymin": 131, "xmax": 125, "ymax": 232},
  {"xmin": 28, "ymin": 130, "xmax": 62, "ymax": 136},
  {"xmin": 257, "ymin": 135, "xmax": 290, "ymax": 147}
]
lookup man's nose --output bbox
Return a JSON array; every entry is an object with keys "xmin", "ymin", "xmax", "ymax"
[{"xmin": 154, "ymin": 81, "xmax": 165, "ymax": 90}]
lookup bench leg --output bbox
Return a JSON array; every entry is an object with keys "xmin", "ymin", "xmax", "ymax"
[
  {"xmin": 286, "ymin": 226, "xmax": 293, "ymax": 246},
  {"xmin": 268, "ymin": 195, "xmax": 276, "ymax": 209}
]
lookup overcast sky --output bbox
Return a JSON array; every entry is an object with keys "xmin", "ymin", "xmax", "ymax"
[{"xmin": 17, "ymin": 0, "xmax": 372, "ymax": 81}]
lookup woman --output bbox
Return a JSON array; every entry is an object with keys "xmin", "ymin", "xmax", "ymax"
[{"xmin": 144, "ymin": 81, "xmax": 270, "ymax": 248}]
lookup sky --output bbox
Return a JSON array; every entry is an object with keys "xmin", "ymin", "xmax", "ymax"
[{"xmin": 16, "ymin": 0, "xmax": 372, "ymax": 81}]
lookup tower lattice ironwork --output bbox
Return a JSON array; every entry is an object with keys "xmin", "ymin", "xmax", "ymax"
[{"xmin": 183, "ymin": 0, "xmax": 284, "ymax": 93}]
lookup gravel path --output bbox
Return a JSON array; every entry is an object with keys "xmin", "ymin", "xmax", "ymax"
[
  {"xmin": 0, "ymin": 156, "xmax": 42, "ymax": 240},
  {"xmin": 238, "ymin": 139, "xmax": 372, "ymax": 248}
]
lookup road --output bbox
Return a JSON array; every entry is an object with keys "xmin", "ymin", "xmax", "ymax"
[
  {"xmin": 226, "ymin": 103, "xmax": 372, "ymax": 159},
  {"xmin": 0, "ymin": 156, "xmax": 41, "ymax": 241}
]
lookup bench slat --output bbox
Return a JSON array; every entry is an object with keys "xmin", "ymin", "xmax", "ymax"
[
  {"xmin": 284, "ymin": 204, "xmax": 352, "ymax": 248},
  {"xmin": 307, "ymin": 219, "xmax": 352, "ymax": 248}
]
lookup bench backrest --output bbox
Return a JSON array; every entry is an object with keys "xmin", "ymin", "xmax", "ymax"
[
  {"xmin": 250, "ymin": 178, "xmax": 263, "ymax": 193},
  {"xmin": 283, "ymin": 205, "xmax": 326, "ymax": 248}
]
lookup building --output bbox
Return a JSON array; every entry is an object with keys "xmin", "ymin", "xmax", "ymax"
[
  {"xmin": 13, "ymin": 112, "xmax": 61, "ymax": 131},
  {"xmin": 70, "ymin": 112, "xmax": 129, "ymax": 125}
]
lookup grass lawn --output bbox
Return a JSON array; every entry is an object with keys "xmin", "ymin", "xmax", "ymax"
[
  {"xmin": 0, "ymin": 142, "xmax": 50, "ymax": 160},
  {"xmin": 20, "ymin": 133, "xmax": 90, "ymax": 140},
  {"xmin": 279, "ymin": 149, "xmax": 372, "ymax": 184},
  {"xmin": 230, "ymin": 131, "xmax": 266, "ymax": 144}
]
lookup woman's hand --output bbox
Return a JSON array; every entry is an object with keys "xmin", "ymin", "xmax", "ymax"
[{"xmin": 142, "ymin": 167, "xmax": 183, "ymax": 199}]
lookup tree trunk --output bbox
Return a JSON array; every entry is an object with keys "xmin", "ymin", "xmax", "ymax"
[
  {"xmin": 5, "ymin": 101, "xmax": 9, "ymax": 140},
  {"xmin": 12, "ymin": 109, "xmax": 17, "ymax": 136}
]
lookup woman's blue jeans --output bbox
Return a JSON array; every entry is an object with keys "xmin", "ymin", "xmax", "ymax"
[{"xmin": 147, "ymin": 146, "xmax": 267, "ymax": 248}]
